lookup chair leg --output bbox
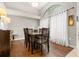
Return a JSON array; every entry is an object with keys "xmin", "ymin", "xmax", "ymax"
[
  {"xmin": 28, "ymin": 41, "xmax": 30, "ymax": 51},
  {"xmin": 31, "ymin": 42, "xmax": 34, "ymax": 54},
  {"xmin": 25, "ymin": 41, "xmax": 27, "ymax": 48},
  {"xmin": 47, "ymin": 42, "xmax": 49, "ymax": 52},
  {"xmin": 41, "ymin": 45, "xmax": 43, "ymax": 54}
]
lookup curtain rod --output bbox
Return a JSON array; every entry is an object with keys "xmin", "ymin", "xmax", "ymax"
[
  {"xmin": 42, "ymin": 7, "xmax": 75, "ymax": 19},
  {"xmin": 48, "ymin": 7, "xmax": 75, "ymax": 17}
]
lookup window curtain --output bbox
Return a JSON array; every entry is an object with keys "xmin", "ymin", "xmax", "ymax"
[{"xmin": 50, "ymin": 11, "xmax": 68, "ymax": 46}]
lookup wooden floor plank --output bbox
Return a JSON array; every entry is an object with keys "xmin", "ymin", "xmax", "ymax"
[{"xmin": 10, "ymin": 40, "xmax": 73, "ymax": 57}]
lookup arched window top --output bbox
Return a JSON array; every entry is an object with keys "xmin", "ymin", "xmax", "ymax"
[{"xmin": 42, "ymin": 4, "xmax": 66, "ymax": 18}]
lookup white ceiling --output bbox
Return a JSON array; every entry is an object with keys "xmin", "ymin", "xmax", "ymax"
[
  {"xmin": 4, "ymin": 2, "xmax": 48, "ymax": 17},
  {"xmin": 4, "ymin": 2, "xmax": 47, "ymax": 13},
  {"xmin": 2, "ymin": 2, "xmax": 48, "ymax": 19},
  {"xmin": 4, "ymin": 2, "xmax": 47, "ymax": 9},
  {"xmin": 1, "ymin": 2, "xmax": 75, "ymax": 19},
  {"xmin": 28, "ymin": 2, "xmax": 48, "ymax": 9}
]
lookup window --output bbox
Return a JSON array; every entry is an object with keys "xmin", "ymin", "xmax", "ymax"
[{"xmin": 50, "ymin": 11, "xmax": 68, "ymax": 46}]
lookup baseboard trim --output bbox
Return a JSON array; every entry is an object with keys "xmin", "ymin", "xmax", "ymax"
[
  {"xmin": 69, "ymin": 44, "xmax": 76, "ymax": 48},
  {"xmin": 50, "ymin": 40, "xmax": 76, "ymax": 48},
  {"xmin": 11, "ymin": 38, "xmax": 24, "ymax": 41},
  {"xmin": 15, "ymin": 38, "xmax": 24, "ymax": 40}
]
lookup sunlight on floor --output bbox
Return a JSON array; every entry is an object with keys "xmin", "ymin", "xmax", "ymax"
[{"xmin": 66, "ymin": 48, "xmax": 79, "ymax": 57}]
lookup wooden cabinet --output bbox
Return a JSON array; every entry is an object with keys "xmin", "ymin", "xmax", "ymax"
[{"xmin": 0, "ymin": 30, "xmax": 10, "ymax": 56}]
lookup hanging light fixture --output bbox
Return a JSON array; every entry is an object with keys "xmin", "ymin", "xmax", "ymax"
[
  {"xmin": 0, "ymin": 8, "xmax": 7, "ymax": 16},
  {"xmin": 0, "ymin": 7, "xmax": 11, "ymax": 24},
  {"xmin": 32, "ymin": 2, "xmax": 39, "ymax": 7}
]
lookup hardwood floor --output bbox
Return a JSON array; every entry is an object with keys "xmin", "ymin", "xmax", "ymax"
[{"xmin": 10, "ymin": 40, "xmax": 73, "ymax": 57}]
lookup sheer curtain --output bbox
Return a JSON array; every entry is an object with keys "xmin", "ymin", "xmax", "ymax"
[{"xmin": 50, "ymin": 11, "xmax": 68, "ymax": 46}]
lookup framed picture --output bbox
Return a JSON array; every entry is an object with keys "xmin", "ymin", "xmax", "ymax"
[{"xmin": 68, "ymin": 15, "xmax": 74, "ymax": 26}]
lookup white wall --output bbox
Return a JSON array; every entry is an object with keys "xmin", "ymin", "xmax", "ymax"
[
  {"xmin": 39, "ymin": 17, "xmax": 49, "ymax": 28},
  {"xmin": 67, "ymin": 7, "xmax": 77, "ymax": 48},
  {"xmin": 76, "ymin": 3, "xmax": 79, "ymax": 48},
  {"xmin": 8, "ymin": 15, "xmax": 39, "ymax": 40},
  {"xmin": 0, "ymin": 2, "xmax": 40, "ymax": 40},
  {"xmin": 0, "ymin": 2, "xmax": 5, "ymax": 8},
  {"xmin": 6, "ymin": 8, "xmax": 40, "ymax": 19}
]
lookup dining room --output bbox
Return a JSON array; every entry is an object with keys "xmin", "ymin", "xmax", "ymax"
[{"xmin": 0, "ymin": 2, "xmax": 77, "ymax": 57}]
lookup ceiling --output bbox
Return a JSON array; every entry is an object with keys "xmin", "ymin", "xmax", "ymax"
[
  {"xmin": 28, "ymin": 2, "xmax": 48, "ymax": 9},
  {"xmin": 3, "ymin": 2, "xmax": 48, "ymax": 18},
  {"xmin": 4, "ymin": 2, "xmax": 47, "ymax": 13},
  {"xmin": 1, "ymin": 2, "xmax": 75, "ymax": 19}
]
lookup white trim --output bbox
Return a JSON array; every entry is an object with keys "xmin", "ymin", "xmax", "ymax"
[
  {"xmin": 69, "ymin": 44, "xmax": 76, "ymax": 48},
  {"xmin": 14, "ymin": 38, "xmax": 24, "ymax": 40},
  {"xmin": 50, "ymin": 40, "xmax": 76, "ymax": 48},
  {"xmin": 11, "ymin": 38, "xmax": 24, "ymax": 41},
  {"xmin": 76, "ymin": 22, "xmax": 79, "ymax": 48}
]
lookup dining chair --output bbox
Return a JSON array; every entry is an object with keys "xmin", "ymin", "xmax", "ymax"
[
  {"xmin": 28, "ymin": 28, "xmax": 34, "ymax": 51},
  {"xmin": 24, "ymin": 28, "xmax": 29, "ymax": 48},
  {"xmin": 29, "ymin": 28, "xmax": 39, "ymax": 52},
  {"xmin": 35, "ymin": 28, "xmax": 49, "ymax": 54}
]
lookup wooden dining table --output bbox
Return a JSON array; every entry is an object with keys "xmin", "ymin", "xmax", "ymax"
[{"xmin": 28, "ymin": 32, "xmax": 42, "ymax": 54}]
